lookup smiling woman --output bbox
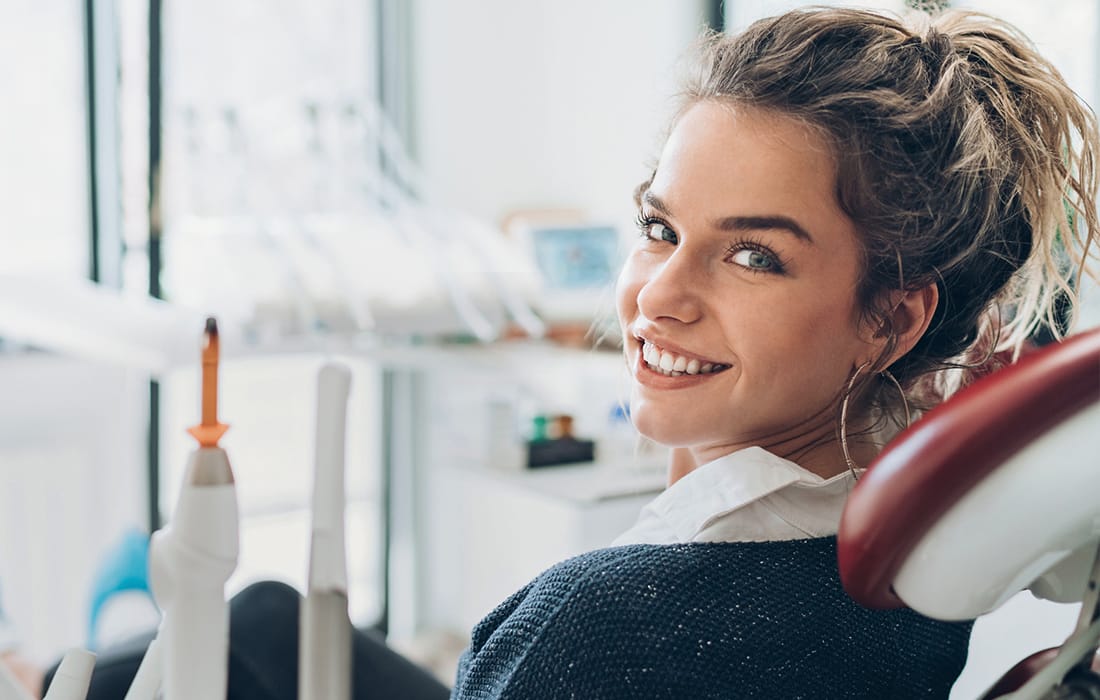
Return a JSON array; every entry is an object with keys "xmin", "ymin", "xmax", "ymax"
[{"xmin": 451, "ymin": 6, "xmax": 1098, "ymax": 698}]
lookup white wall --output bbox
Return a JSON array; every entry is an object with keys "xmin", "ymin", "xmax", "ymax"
[{"xmin": 412, "ymin": 0, "xmax": 710, "ymax": 228}]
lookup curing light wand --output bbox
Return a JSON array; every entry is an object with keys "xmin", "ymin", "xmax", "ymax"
[
  {"xmin": 132, "ymin": 317, "xmax": 239, "ymax": 700},
  {"xmin": 299, "ymin": 363, "xmax": 354, "ymax": 700}
]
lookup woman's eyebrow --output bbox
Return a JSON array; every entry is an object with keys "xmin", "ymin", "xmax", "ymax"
[
  {"xmin": 714, "ymin": 215, "xmax": 815, "ymax": 244},
  {"xmin": 642, "ymin": 190, "xmax": 815, "ymax": 244},
  {"xmin": 642, "ymin": 190, "xmax": 673, "ymax": 216}
]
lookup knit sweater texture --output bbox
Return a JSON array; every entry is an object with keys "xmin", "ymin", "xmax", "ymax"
[{"xmin": 451, "ymin": 537, "xmax": 972, "ymax": 699}]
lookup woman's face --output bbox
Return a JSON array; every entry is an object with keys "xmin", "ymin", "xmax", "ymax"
[{"xmin": 616, "ymin": 102, "xmax": 878, "ymax": 474}]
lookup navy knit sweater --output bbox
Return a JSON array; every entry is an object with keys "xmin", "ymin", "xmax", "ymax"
[{"xmin": 452, "ymin": 537, "xmax": 972, "ymax": 699}]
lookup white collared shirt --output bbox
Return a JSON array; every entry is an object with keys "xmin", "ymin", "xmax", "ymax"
[{"xmin": 612, "ymin": 446, "xmax": 857, "ymax": 545}]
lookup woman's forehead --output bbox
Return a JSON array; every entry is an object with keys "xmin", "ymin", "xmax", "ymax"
[{"xmin": 649, "ymin": 102, "xmax": 850, "ymax": 240}]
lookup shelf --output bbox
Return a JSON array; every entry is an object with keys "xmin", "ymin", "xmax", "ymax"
[{"xmin": 461, "ymin": 457, "xmax": 667, "ymax": 505}]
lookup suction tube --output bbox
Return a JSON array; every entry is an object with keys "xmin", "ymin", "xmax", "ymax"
[{"xmin": 299, "ymin": 362, "xmax": 353, "ymax": 700}]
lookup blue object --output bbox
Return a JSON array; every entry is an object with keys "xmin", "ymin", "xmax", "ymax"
[
  {"xmin": 531, "ymin": 225, "xmax": 620, "ymax": 289},
  {"xmin": 608, "ymin": 403, "xmax": 631, "ymax": 424},
  {"xmin": 87, "ymin": 529, "xmax": 155, "ymax": 650}
]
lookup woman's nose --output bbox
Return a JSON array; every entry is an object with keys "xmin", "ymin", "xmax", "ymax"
[{"xmin": 635, "ymin": 250, "xmax": 704, "ymax": 325}]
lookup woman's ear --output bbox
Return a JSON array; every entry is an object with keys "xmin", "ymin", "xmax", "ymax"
[{"xmin": 871, "ymin": 283, "xmax": 939, "ymax": 369}]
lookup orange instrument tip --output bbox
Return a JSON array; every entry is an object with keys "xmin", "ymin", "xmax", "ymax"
[
  {"xmin": 189, "ymin": 316, "xmax": 228, "ymax": 447},
  {"xmin": 188, "ymin": 423, "xmax": 229, "ymax": 447}
]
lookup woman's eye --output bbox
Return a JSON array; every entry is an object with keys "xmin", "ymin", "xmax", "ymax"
[
  {"xmin": 730, "ymin": 248, "xmax": 779, "ymax": 272},
  {"xmin": 636, "ymin": 215, "xmax": 678, "ymax": 245},
  {"xmin": 648, "ymin": 222, "xmax": 678, "ymax": 244}
]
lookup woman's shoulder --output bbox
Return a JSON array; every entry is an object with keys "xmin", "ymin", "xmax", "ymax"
[
  {"xmin": 455, "ymin": 538, "xmax": 972, "ymax": 698},
  {"xmin": 543, "ymin": 537, "xmax": 844, "ymax": 588}
]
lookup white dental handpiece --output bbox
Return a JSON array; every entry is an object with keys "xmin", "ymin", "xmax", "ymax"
[
  {"xmin": 127, "ymin": 318, "xmax": 239, "ymax": 700},
  {"xmin": 299, "ymin": 362, "xmax": 353, "ymax": 700},
  {"xmin": 121, "ymin": 636, "xmax": 160, "ymax": 700},
  {"xmin": 151, "ymin": 445, "xmax": 239, "ymax": 700},
  {"xmin": 42, "ymin": 648, "xmax": 96, "ymax": 700}
]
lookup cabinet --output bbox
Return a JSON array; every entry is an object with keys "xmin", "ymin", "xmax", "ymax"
[{"xmin": 423, "ymin": 460, "xmax": 665, "ymax": 635}]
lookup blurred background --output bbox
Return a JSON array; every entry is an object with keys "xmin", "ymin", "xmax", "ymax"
[{"xmin": 0, "ymin": 0, "xmax": 1097, "ymax": 696}]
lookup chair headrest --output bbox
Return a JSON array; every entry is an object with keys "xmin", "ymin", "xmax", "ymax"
[{"xmin": 838, "ymin": 327, "xmax": 1100, "ymax": 618}]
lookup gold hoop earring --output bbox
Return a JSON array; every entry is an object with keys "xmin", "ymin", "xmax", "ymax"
[
  {"xmin": 839, "ymin": 362, "xmax": 870, "ymax": 479},
  {"xmin": 840, "ymin": 365, "xmax": 912, "ymax": 481},
  {"xmin": 881, "ymin": 369, "xmax": 912, "ymax": 430}
]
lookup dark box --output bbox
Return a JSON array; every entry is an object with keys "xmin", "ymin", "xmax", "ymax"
[{"xmin": 526, "ymin": 438, "xmax": 595, "ymax": 468}]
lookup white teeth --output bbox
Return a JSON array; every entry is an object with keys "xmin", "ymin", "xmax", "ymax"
[
  {"xmin": 659, "ymin": 352, "xmax": 675, "ymax": 371},
  {"xmin": 640, "ymin": 341, "xmax": 727, "ymax": 377}
]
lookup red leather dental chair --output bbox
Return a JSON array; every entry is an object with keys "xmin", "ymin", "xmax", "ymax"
[{"xmin": 838, "ymin": 326, "xmax": 1100, "ymax": 700}]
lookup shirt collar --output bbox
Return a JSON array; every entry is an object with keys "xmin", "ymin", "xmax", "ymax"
[{"xmin": 613, "ymin": 446, "xmax": 852, "ymax": 545}]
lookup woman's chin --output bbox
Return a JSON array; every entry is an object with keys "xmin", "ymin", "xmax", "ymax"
[{"xmin": 629, "ymin": 410, "xmax": 697, "ymax": 448}]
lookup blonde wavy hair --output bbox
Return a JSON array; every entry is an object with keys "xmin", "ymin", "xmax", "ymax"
[{"xmin": 640, "ymin": 7, "xmax": 1100, "ymax": 417}]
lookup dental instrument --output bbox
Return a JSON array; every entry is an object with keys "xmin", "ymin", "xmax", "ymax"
[
  {"xmin": 138, "ymin": 317, "xmax": 239, "ymax": 699},
  {"xmin": 42, "ymin": 649, "xmax": 96, "ymax": 700},
  {"xmin": 299, "ymin": 362, "xmax": 353, "ymax": 700},
  {"xmin": 121, "ymin": 637, "xmax": 160, "ymax": 700}
]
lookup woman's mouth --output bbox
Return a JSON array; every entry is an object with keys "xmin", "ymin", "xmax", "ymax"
[{"xmin": 640, "ymin": 340, "xmax": 731, "ymax": 377}]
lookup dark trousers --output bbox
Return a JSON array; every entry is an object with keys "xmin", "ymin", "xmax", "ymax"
[{"xmin": 44, "ymin": 581, "xmax": 452, "ymax": 700}]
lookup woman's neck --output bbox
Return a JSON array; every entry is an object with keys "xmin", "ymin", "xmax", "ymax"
[{"xmin": 672, "ymin": 418, "xmax": 881, "ymax": 485}]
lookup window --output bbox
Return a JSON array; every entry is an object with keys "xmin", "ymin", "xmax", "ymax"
[{"xmin": 0, "ymin": 3, "xmax": 90, "ymax": 278}]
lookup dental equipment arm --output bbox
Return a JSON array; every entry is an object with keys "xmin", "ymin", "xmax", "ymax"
[{"xmin": 299, "ymin": 363, "xmax": 353, "ymax": 700}]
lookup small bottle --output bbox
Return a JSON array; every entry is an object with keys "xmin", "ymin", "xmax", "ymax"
[
  {"xmin": 557, "ymin": 415, "xmax": 575, "ymax": 439},
  {"xmin": 531, "ymin": 414, "xmax": 550, "ymax": 441}
]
